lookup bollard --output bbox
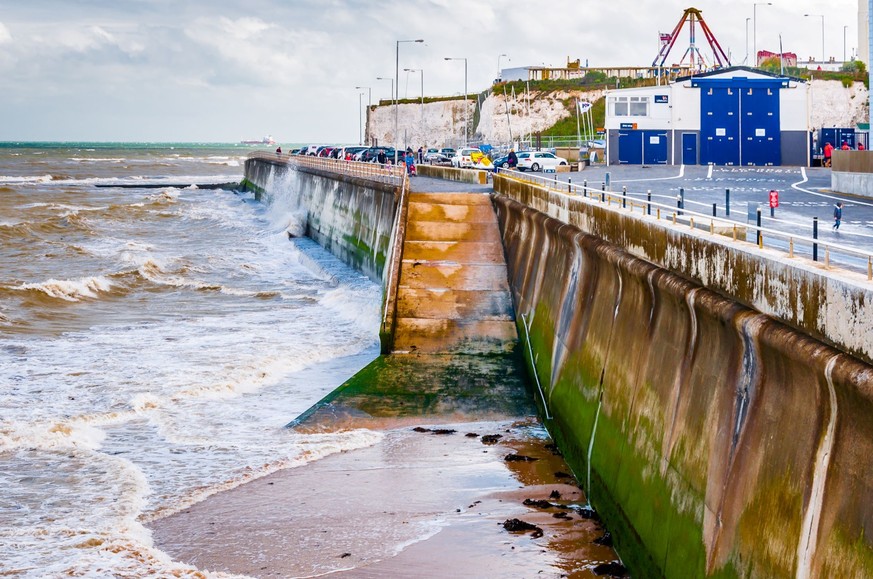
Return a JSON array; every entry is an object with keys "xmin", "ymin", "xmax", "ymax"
[
  {"xmin": 770, "ymin": 205, "xmax": 775, "ymax": 218},
  {"xmin": 622, "ymin": 186, "xmax": 627, "ymax": 209},
  {"xmin": 712, "ymin": 203, "xmax": 717, "ymax": 217},
  {"xmin": 678, "ymin": 187, "xmax": 685, "ymax": 216},
  {"xmin": 726, "ymin": 188, "xmax": 731, "ymax": 216},
  {"xmin": 756, "ymin": 208, "xmax": 762, "ymax": 246},
  {"xmin": 789, "ymin": 238, "xmax": 794, "ymax": 257},
  {"xmin": 601, "ymin": 183, "xmax": 606, "ymax": 202},
  {"xmin": 568, "ymin": 177, "xmax": 572, "ymax": 193},
  {"xmin": 647, "ymin": 190, "xmax": 652, "ymax": 215},
  {"xmin": 605, "ymin": 172, "xmax": 611, "ymax": 191},
  {"xmin": 812, "ymin": 217, "xmax": 819, "ymax": 261}
]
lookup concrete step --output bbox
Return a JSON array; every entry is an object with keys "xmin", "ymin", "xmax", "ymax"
[
  {"xmin": 409, "ymin": 193, "xmax": 492, "ymax": 206},
  {"xmin": 402, "ymin": 241, "xmax": 506, "ymax": 264},
  {"xmin": 392, "ymin": 318, "xmax": 518, "ymax": 354},
  {"xmin": 396, "ymin": 288, "xmax": 514, "ymax": 321},
  {"xmin": 407, "ymin": 202, "xmax": 498, "ymax": 224},
  {"xmin": 405, "ymin": 220, "xmax": 502, "ymax": 243},
  {"xmin": 398, "ymin": 263, "xmax": 510, "ymax": 291}
]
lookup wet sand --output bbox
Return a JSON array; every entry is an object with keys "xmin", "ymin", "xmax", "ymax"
[
  {"xmin": 150, "ymin": 420, "xmax": 624, "ymax": 578},
  {"xmin": 149, "ymin": 354, "xmax": 626, "ymax": 577}
]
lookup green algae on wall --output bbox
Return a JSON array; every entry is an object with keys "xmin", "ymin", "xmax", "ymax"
[{"xmin": 492, "ymin": 194, "xmax": 873, "ymax": 578}]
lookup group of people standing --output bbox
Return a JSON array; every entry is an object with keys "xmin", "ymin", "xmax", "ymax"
[{"xmin": 822, "ymin": 140, "xmax": 865, "ymax": 167}]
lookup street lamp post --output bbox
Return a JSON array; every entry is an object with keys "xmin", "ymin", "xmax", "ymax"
[
  {"xmin": 355, "ymin": 86, "xmax": 371, "ymax": 145},
  {"xmin": 844, "ymin": 25, "xmax": 849, "ymax": 62},
  {"xmin": 753, "ymin": 2, "xmax": 772, "ymax": 67},
  {"xmin": 404, "ymin": 68, "xmax": 424, "ymax": 106},
  {"xmin": 358, "ymin": 92, "xmax": 364, "ymax": 146},
  {"xmin": 805, "ymin": 14, "xmax": 825, "ymax": 63},
  {"xmin": 497, "ymin": 53, "xmax": 509, "ymax": 81},
  {"xmin": 376, "ymin": 77, "xmax": 393, "ymax": 102},
  {"xmin": 395, "ymin": 39, "xmax": 424, "ymax": 163},
  {"xmin": 445, "ymin": 57, "xmax": 469, "ymax": 146},
  {"xmin": 745, "ymin": 18, "xmax": 751, "ymax": 64}
]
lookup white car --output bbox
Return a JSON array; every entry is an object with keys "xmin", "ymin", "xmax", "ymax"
[
  {"xmin": 451, "ymin": 147, "xmax": 481, "ymax": 169},
  {"xmin": 516, "ymin": 151, "xmax": 568, "ymax": 172}
]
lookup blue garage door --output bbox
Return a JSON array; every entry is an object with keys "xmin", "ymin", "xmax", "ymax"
[
  {"xmin": 700, "ymin": 86, "xmax": 740, "ymax": 165},
  {"xmin": 643, "ymin": 131, "xmax": 669, "ymax": 164},
  {"xmin": 618, "ymin": 131, "xmax": 643, "ymax": 164},
  {"xmin": 741, "ymin": 86, "xmax": 780, "ymax": 165}
]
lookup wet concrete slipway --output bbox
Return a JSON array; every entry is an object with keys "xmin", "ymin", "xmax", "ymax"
[{"xmin": 150, "ymin": 175, "xmax": 627, "ymax": 578}]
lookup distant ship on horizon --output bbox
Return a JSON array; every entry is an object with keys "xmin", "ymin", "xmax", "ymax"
[{"xmin": 240, "ymin": 135, "xmax": 276, "ymax": 145}]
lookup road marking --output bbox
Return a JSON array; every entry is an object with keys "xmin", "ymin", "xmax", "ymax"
[{"xmin": 612, "ymin": 165, "xmax": 685, "ymax": 184}]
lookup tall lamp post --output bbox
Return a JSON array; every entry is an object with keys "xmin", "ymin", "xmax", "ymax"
[
  {"xmin": 355, "ymin": 86, "xmax": 371, "ymax": 145},
  {"xmin": 358, "ymin": 92, "xmax": 365, "ymax": 146},
  {"xmin": 497, "ymin": 53, "xmax": 509, "ymax": 81},
  {"xmin": 395, "ymin": 39, "xmax": 424, "ymax": 163},
  {"xmin": 403, "ymin": 68, "xmax": 424, "ymax": 106},
  {"xmin": 844, "ymin": 25, "xmax": 849, "ymax": 62},
  {"xmin": 753, "ymin": 2, "xmax": 772, "ymax": 67},
  {"xmin": 445, "ymin": 57, "xmax": 469, "ymax": 146},
  {"xmin": 805, "ymin": 14, "xmax": 825, "ymax": 63},
  {"xmin": 376, "ymin": 77, "xmax": 393, "ymax": 102},
  {"xmin": 745, "ymin": 18, "xmax": 751, "ymax": 64}
]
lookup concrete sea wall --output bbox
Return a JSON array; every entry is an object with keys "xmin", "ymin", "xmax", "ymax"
[
  {"xmin": 493, "ymin": 193, "xmax": 873, "ymax": 577},
  {"xmin": 243, "ymin": 158, "xmax": 398, "ymax": 282}
]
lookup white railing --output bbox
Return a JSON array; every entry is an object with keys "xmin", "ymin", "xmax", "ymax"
[
  {"xmin": 496, "ymin": 168, "xmax": 873, "ymax": 281},
  {"xmin": 247, "ymin": 152, "xmax": 406, "ymax": 187}
]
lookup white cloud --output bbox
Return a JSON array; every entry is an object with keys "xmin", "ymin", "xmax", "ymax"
[{"xmin": 0, "ymin": 21, "xmax": 13, "ymax": 45}]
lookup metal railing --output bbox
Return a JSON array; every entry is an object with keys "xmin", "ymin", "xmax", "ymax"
[
  {"xmin": 247, "ymin": 151, "xmax": 406, "ymax": 187},
  {"xmin": 496, "ymin": 168, "xmax": 873, "ymax": 281}
]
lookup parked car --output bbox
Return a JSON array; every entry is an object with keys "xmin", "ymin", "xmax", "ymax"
[
  {"xmin": 427, "ymin": 153, "xmax": 453, "ymax": 166},
  {"xmin": 492, "ymin": 154, "xmax": 510, "ymax": 168},
  {"xmin": 440, "ymin": 147, "xmax": 457, "ymax": 158},
  {"xmin": 423, "ymin": 148, "xmax": 441, "ymax": 162},
  {"xmin": 451, "ymin": 147, "xmax": 481, "ymax": 169},
  {"xmin": 516, "ymin": 151, "xmax": 568, "ymax": 172}
]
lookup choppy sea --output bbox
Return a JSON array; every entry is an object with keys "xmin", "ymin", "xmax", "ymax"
[{"xmin": 0, "ymin": 143, "xmax": 384, "ymax": 577}]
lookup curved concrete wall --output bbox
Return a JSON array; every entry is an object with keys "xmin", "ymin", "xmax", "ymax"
[
  {"xmin": 243, "ymin": 158, "xmax": 398, "ymax": 282},
  {"xmin": 493, "ymin": 194, "xmax": 873, "ymax": 578},
  {"xmin": 493, "ymin": 174, "xmax": 873, "ymax": 366}
]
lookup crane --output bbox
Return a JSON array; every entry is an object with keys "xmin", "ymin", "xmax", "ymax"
[{"xmin": 652, "ymin": 7, "xmax": 731, "ymax": 71}]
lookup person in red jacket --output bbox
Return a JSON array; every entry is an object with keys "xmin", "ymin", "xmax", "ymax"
[
  {"xmin": 841, "ymin": 141, "xmax": 851, "ymax": 150},
  {"xmin": 823, "ymin": 142, "xmax": 834, "ymax": 167}
]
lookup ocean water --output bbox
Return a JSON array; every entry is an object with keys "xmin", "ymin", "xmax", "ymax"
[{"xmin": 0, "ymin": 143, "xmax": 383, "ymax": 577}]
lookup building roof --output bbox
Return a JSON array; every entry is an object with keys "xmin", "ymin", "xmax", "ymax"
[{"xmin": 675, "ymin": 65, "xmax": 806, "ymax": 84}]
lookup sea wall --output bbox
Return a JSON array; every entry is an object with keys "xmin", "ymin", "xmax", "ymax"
[
  {"xmin": 243, "ymin": 158, "xmax": 398, "ymax": 282},
  {"xmin": 493, "ymin": 193, "xmax": 873, "ymax": 578},
  {"xmin": 492, "ymin": 174, "xmax": 873, "ymax": 366}
]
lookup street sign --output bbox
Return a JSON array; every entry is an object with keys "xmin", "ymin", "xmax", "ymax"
[
  {"xmin": 769, "ymin": 190, "xmax": 779, "ymax": 208},
  {"xmin": 620, "ymin": 123, "xmax": 638, "ymax": 130},
  {"xmin": 654, "ymin": 95, "xmax": 669, "ymax": 103}
]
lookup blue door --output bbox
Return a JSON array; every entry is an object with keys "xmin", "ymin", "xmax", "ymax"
[
  {"xmin": 643, "ymin": 131, "xmax": 669, "ymax": 164},
  {"xmin": 700, "ymin": 86, "xmax": 740, "ymax": 165},
  {"xmin": 740, "ymin": 86, "xmax": 780, "ymax": 165},
  {"xmin": 682, "ymin": 133, "xmax": 698, "ymax": 165},
  {"xmin": 618, "ymin": 131, "xmax": 643, "ymax": 164}
]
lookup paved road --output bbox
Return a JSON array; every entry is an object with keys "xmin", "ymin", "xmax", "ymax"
[{"xmin": 409, "ymin": 175, "xmax": 492, "ymax": 194}]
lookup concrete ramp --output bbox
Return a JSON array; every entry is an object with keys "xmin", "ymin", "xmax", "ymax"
[{"xmin": 393, "ymin": 193, "xmax": 517, "ymax": 354}]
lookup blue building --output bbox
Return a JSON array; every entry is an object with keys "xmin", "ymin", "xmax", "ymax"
[{"xmin": 604, "ymin": 67, "xmax": 810, "ymax": 166}]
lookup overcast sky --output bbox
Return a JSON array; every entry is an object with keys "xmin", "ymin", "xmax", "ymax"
[{"xmin": 0, "ymin": 0, "xmax": 860, "ymax": 143}]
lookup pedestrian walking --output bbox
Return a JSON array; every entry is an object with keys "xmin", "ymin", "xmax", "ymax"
[
  {"xmin": 833, "ymin": 202, "xmax": 843, "ymax": 230},
  {"xmin": 507, "ymin": 149, "xmax": 518, "ymax": 169},
  {"xmin": 417, "ymin": 147, "xmax": 424, "ymax": 164},
  {"xmin": 823, "ymin": 142, "xmax": 833, "ymax": 167}
]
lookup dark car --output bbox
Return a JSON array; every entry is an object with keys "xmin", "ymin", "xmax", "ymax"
[
  {"xmin": 492, "ymin": 154, "xmax": 510, "ymax": 168},
  {"xmin": 427, "ymin": 153, "xmax": 453, "ymax": 166}
]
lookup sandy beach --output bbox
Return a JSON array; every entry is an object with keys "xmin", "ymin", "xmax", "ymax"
[{"xmin": 149, "ymin": 419, "xmax": 624, "ymax": 578}]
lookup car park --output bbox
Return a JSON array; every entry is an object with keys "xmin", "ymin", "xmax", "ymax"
[{"xmin": 516, "ymin": 151, "xmax": 568, "ymax": 172}]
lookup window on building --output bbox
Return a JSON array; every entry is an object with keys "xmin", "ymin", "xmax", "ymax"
[{"xmin": 611, "ymin": 96, "xmax": 649, "ymax": 117}]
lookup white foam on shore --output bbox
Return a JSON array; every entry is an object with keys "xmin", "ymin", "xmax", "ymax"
[{"xmin": 15, "ymin": 275, "xmax": 114, "ymax": 301}]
